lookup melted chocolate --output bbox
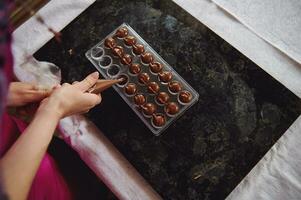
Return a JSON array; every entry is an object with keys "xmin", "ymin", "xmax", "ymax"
[
  {"xmin": 141, "ymin": 52, "xmax": 153, "ymax": 64},
  {"xmin": 124, "ymin": 83, "xmax": 137, "ymax": 95}
]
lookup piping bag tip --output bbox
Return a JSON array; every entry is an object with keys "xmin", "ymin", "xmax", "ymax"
[{"xmin": 90, "ymin": 79, "xmax": 122, "ymax": 94}]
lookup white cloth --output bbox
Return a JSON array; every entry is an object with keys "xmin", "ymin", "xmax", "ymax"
[
  {"xmin": 173, "ymin": 0, "xmax": 301, "ymax": 98},
  {"xmin": 13, "ymin": 0, "xmax": 95, "ymax": 85},
  {"xmin": 213, "ymin": 0, "xmax": 301, "ymax": 65},
  {"xmin": 173, "ymin": 0, "xmax": 301, "ymax": 199},
  {"xmin": 227, "ymin": 116, "xmax": 301, "ymax": 200}
]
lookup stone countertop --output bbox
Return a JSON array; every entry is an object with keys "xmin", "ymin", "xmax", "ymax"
[{"xmin": 35, "ymin": 0, "xmax": 301, "ymax": 199}]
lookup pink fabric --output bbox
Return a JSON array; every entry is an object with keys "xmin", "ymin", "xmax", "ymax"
[{"xmin": 0, "ymin": 112, "xmax": 72, "ymax": 200}]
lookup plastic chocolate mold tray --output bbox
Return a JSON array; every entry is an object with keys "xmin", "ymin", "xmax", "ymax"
[{"xmin": 86, "ymin": 23, "xmax": 199, "ymax": 136}]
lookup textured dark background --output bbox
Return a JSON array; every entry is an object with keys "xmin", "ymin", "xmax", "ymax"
[{"xmin": 36, "ymin": 1, "xmax": 301, "ymax": 199}]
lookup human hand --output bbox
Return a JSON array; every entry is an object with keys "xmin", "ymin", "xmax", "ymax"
[
  {"xmin": 7, "ymin": 82, "xmax": 51, "ymax": 107},
  {"xmin": 38, "ymin": 71, "xmax": 102, "ymax": 119}
]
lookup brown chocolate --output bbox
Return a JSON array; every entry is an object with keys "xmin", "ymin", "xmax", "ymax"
[
  {"xmin": 129, "ymin": 63, "xmax": 141, "ymax": 75},
  {"xmin": 152, "ymin": 113, "xmax": 166, "ymax": 127},
  {"xmin": 115, "ymin": 27, "xmax": 128, "ymax": 38},
  {"xmin": 165, "ymin": 102, "xmax": 179, "ymax": 115},
  {"xmin": 134, "ymin": 94, "xmax": 146, "ymax": 106},
  {"xmin": 117, "ymin": 74, "xmax": 128, "ymax": 86},
  {"xmin": 179, "ymin": 91, "xmax": 192, "ymax": 103},
  {"xmin": 156, "ymin": 92, "xmax": 170, "ymax": 105},
  {"xmin": 112, "ymin": 46, "xmax": 124, "ymax": 57},
  {"xmin": 120, "ymin": 54, "xmax": 132, "ymax": 65},
  {"xmin": 168, "ymin": 81, "xmax": 182, "ymax": 93},
  {"xmin": 124, "ymin": 36, "xmax": 136, "ymax": 46},
  {"xmin": 149, "ymin": 62, "xmax": 163, "ymax": 73},
  {"xmin": 132, "ymin": 44, "xmax": 145, "ymax": 55},
  {"xmin": 141, "ymin": 52, "xmax": 153, "ymax": 64},
  {"xmin": 104, "ymin": 37, "xmax": 116, "ymax": 49},
  {"xmin": 124, "ymin": 83, "xmax": 137, "ymax": 95},
  {"xmin": 158, "ymin": 71, "xmax": 173, "ymax": 83},
  {"xmin": 138, "ymin": 73, "xmax": 150, "ymax": 85},
  {"xmin": 141, "ymin": 103, "xmax": 156, "ymax": 116},
  {"xmin": 147, "ymin": 82, "xmax": 160, "ymax": 94}
]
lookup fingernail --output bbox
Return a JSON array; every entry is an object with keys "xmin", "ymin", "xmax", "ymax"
[{"xmin": 91, "ymin": 71, "xmax": 99, "ymax": 79}]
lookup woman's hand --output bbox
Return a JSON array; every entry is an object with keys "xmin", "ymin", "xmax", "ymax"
[
  {"xmin": 7, "ymin": 82, "xmax": 51, "ymax": 107},
  {"xmin": 38, "ymin": 71, "xmax": 102, "ymax": 119}
]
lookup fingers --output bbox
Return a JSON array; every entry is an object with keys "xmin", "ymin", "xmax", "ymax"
[
  {"xmin": 24, "ymin": 89, "xmax": 51, "ymax": 103},
  {"xmin": 74, "ymin": 71, "xmax": 99, "ymax": 92},
  {"xmin": 83, "ymin": 93, "xmax": 102, "ymax": 107}
]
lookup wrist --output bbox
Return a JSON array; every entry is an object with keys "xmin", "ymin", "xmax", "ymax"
[{"xmin": 37, "ymin": 98, "xmax": 63, "ymax": 121}]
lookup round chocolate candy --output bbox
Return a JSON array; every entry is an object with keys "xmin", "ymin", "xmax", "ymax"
[
  {"xmin": 117, "ymin": 74, "xmax": 129, "ymax": 86},
  {"xmin": 115, "ymin": 27, "xmax": 128, "ymax": 38},
  {"xmin": 124, "ymin": 35, "xmax": 136, "ymax": 46},
  {"xmin": 152, "ymin": 113, "xmax": 166, "ymax": 127},
  {"xmin": 149, "ymin": 62, "xmax": 163, "ymax": 73},
  {"xmin": 141, "ymin": 52, "xmax": 153, "ymax": 64},
  {"xmin": 104, "ymin": 37, "xmax": 116, "ymax": 49},
  {"xmin": 124, "ymin": 83, "xmax": 137, "ymax": 95},
  {"xmin": 168, "ymin": 81, "xmax": 182, "ymax": 93},
  {"xmin": 138, "ymin": 72, "xmax": 150, "ymax": 85},
  {"xmin": 132, "ymin": 44, "xmax": 145, "ymax": 55},
  {"xmin": 112, "ymin": 46, "xmax": 124, "ymax": 57},
  {"xmin": 134, "ymin": 94, "xmax": 146, "ymax": 106},
  {"xmin": 147, "ymin": 82, "xmax": 160, "ymax": 94},
  {"xmin": 156, "ymin": 92, "xmax": 170, "ymax": 105},
  {"xmin": 165, "ymin": 102, "xmax": 179, "ymax": 116},
  {"xmin": 158, "ymin": 71, "xmax": 173, "ymax": 83},
  {"xmin": 120, "ymin": 54, "xmax": 132, "ymax": 65},
  {"xmin": 129, "ymin": 63, "xmax": 141, "ymax": 75},
  {"xmin": 141, "ymin": 103, "xmax": 156, "ymax": 116},
  {"xmin": 179, "ymin": 90, "xmax": 192, "ymax": 104}
]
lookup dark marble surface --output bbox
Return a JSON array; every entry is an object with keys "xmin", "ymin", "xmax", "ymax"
[{"xmin": 35, "ymin": 1, "xmax": 301, "ymax": 199}]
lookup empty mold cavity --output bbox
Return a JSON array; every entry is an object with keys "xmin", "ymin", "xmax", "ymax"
[
  {"xmin": 98, "ymin": 56, "xmax": 112, "ymax": 68},
  {"xmin": 117, "ymin": 74, "xmax": 129, "ymax": 87},
  {"xmin": 107, "ymin": 64, "xmax": 121, "ymax": 77},
  {"xmin": 91, "ymin": 46, "xmax": 104, "ymax": 60}
]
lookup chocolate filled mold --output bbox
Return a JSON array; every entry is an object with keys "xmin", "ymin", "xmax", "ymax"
[
  {"xmin": 129, "ymin": 63, "xmax": 141, "ymax": 75},
  {"xmin": 86, "ymin": 23, "xmax": 199, "ymax": 136},
  {"xmin": 178, "ymin": 90, "xmax": 192, "ymax": 104},
  {"xmin": 138, "ymin": 72, "xmax": 150, "ymax": 85},
  {"xmin": 165, "ymin": 102, "xmax": 179, "ymax": 116},
  {"xmin": 112, "ymin": 46, "xmax": 124, "ymax": 58},
  {"xmin": 107, "ymin": 64, "xmax": 121, "ymax": 77},
  {"xmin": 124, "ymin": 35, "xmax": 137, "ymax": 46},
  {"xmin": 141, "ymin": 103, "xmax": 156, "ymax": 117},
  {"xmin": 124, "ymin": 83, "xmax": 137, "ymax": 96},
  {"xmin": 134, "ymin": 94, "xmax": 146, "ymax": 106},
  {"xmin": 98, "ymin": 55, "xmax": 112, "ymax": 68},
  {"xmin": 115, "ymin": 27, "xmax": 128, "ymax": 38},
  {"xmin": 132, "ymin": 44, "xmax": 145, "ymax": 55},
  {"xmin": 149, "ymin": 62, "xmax": 163, "ymax": 74},
  {"xmin": 147, "ymin": 82, "xmax": 160, "ymax": 95},
  {"xmin": 141, "ymin": 52, "xmax": 153, "ymax": 64},
  {"xmin": 155, "ymin": 92, "xmax": 170, "ymax": 105},
  {"xmin": 158, "ymin": 71, "xmax": 173, "ymax": 83},
  {"xmin": 116, "ymin": 74, "xmax": 129, "ymax": 87},
  {"xmin": 120, "ymin": 54, "xmax": 132, "ymax": 65},
  {"xmin": 168, "ymin": 81, "xmax": 182, "ymax": 94},
  {"xmin": 151, "ymin": 113, "xmax": 166, "ymax": 128},
  {"xmin": 104, "ymin": 37, "xmax": 116, "ymax": 49}
]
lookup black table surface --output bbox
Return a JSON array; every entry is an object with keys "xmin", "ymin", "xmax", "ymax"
[{"xmin": 35, "ymin": 1, "xmax": 301, "ymax": 199}]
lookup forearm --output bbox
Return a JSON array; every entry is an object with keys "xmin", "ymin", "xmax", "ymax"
[{"xmin": 0, "ymin": 108, "xmax": 60, "ymax": 200}]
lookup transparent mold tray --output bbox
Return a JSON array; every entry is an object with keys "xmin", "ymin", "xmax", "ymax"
[{"xmin": 86, "ymin": 23, "xmax": 199, "ymax": 136}]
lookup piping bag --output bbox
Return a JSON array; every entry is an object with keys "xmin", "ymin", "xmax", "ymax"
[{"xmin": 87, "ymin": 78, "xmax": 123, "ymax": 94}]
